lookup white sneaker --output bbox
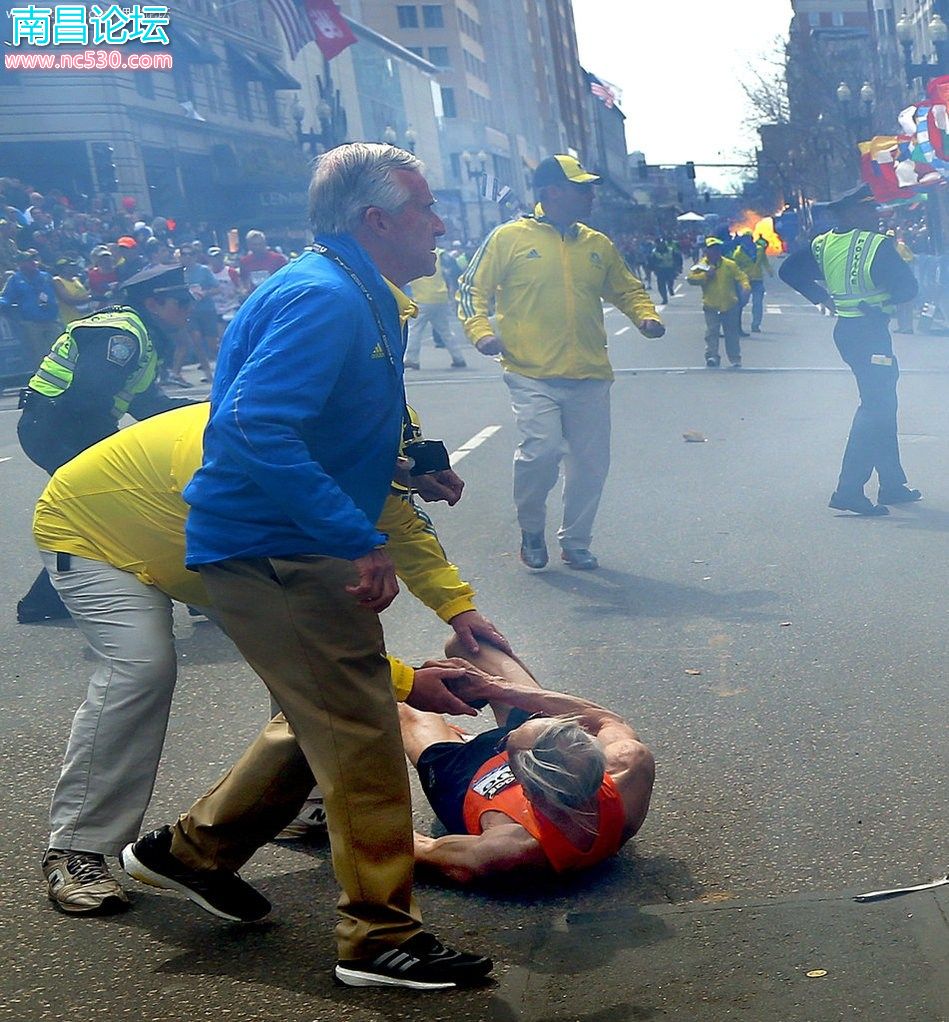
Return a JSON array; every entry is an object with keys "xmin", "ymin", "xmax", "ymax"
[
  {"xmin": 273, "ymin": 796, "xmax": 328, "ymax": 841},
  {"xmin": 43, "ymin": 848, "xmax": 130, "ymax": 915}
]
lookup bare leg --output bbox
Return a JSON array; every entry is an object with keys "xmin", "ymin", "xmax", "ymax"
[
  {"xmin": 443, "ymin": 636, "xmax": 541, "ymax": 726},
  {"xmin": 397, "ymin": 703, "xmax": 465, "ymax": 766}
]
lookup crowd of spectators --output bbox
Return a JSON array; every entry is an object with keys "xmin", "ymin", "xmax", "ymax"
[{"xmin": 0, "ymin": 175, "xmax": 292, "ymax": 383}]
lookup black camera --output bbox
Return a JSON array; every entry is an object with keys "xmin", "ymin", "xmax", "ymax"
[{"xmin": 404, "ymin": 438, "xmax": 451, "ymax": 476}]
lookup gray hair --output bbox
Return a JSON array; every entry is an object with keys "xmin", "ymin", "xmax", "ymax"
[
  {"xmin": 509, "ymin": 718, "xmax": 606, "ymax": 820},
  {"xmin": 308, "ymin": 143, "xmax": 423, "ymax": 234}
]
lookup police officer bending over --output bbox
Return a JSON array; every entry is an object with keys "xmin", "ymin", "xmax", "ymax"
[
  {"xmin": 779, "ymin": 185, "xmax": 921, "ymax": 517},
  {"xmin": 16, "ymin": 264, "xmax": 194, "ymax": 623}
]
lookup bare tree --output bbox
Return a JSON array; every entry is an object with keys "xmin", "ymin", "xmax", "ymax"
[{"xmin": 740, "ymin": 36, "xmax": 791, "ymax": 131}]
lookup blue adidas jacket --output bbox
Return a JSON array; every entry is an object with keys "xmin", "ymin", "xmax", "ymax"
[{"xmin": 184, "ymin": 235, "xmax": 405, "ymax": 565}]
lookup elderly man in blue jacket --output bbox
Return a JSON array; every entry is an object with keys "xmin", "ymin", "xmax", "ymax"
[{"xmin": 121, "ymin": 144, "xmax": 492, "ymax": 992}]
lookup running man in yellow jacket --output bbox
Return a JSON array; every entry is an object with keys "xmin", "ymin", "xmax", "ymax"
[
  {"xmin": 732, "ymin": 236, "xmax": 773, "ymax": 333},
  {"xmin": 36, "ymin": 402, "xmax": 509, "ymax": 916},
  {"xmin": 458, "ymin": 154, "xmax": 664, "ymax": 572},
  {"xmin": 687, "ymin": 237, "xmax": 750, "ymax": 368}
]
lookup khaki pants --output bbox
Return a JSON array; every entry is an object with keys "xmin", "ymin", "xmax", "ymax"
[{"xmin": 184, "ymin": 555, "xmax": 422, "ymax": 960}]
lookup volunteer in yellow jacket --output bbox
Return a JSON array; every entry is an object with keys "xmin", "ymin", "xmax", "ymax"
[
  {"xmin": 733, "ymin": 236, "xmax": 773, "ymax": 333},
  {"xmin": 688, "ymin": 237, "xmax": 750, "ymax": 368},
  {"xmin": 458, "ymin": 154, "xmax": 664, "ymax": 572},
  {"xmin": 35, "ymin": 402, "xmax": 509, "ymax": 917}
]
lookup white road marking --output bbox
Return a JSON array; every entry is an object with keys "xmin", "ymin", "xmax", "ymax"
[
  {"xmin": 615, "ymin": 326, "xmax": 631, "ymax": 335},
  {"xmin": 765, "ymin": 305, "xmax": 783, "ymax": 314},
  {"xmin": 450, "ymin": 425, "xmax": 502, "ymax": 466},
  {"xmin": 0, "ymin": 457, "xmax": 10, "ymax": 465}
]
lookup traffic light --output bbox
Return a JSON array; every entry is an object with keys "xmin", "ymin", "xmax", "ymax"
[
  {"xmin": 91, "ymin": 143, "xmax": 118, "ymax": 193},
  {"xmin": 685, "ymin": 160, "xmax": 696, "ymax": 180},
  {"xmin": 637, "ymin": 159, "xmax": 648, "ymax": 181}
]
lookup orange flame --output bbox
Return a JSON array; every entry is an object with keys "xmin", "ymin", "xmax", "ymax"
[{"xmin": 729, "ymin": 209, "xmax": 784, "ymax": 255}]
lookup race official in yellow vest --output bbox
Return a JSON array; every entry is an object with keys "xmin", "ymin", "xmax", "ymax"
[
  {"xmin": 34, "ymin": 401, "xmax": 510, "ymax": 915},
  {"xmin": 16, "ymin": 264, "xmax": 194, "ymax": 625},
  {"xmin": 458, "ymin": 154, "xmax": 664, "ymax": 572},
  {"xmin": 778, "ymin": 184, "xmax": 920, "ymax": 515}
]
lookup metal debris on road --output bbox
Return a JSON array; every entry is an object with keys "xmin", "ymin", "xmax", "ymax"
[
  {"xmin": 682, "ymin": 430, "xmax": 707, "ymax": 443},
  {"xmin": 854, "ymin": 875, "xmax": 949, "ymax": 902}
]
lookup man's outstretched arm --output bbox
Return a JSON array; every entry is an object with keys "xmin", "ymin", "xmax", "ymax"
[
  {"xmin": 450, "ymin": 666, "xmax": 656, "ymax": 840},
  {"xmin": 413, "ymin": 825, "xmax": 549, "ymax": 885}
]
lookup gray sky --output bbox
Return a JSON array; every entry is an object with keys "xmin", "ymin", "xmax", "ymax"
[{"xmin": 572, "ymin": 0, "xmax": 794, "ymax": 191}]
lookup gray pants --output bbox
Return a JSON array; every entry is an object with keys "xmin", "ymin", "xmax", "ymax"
[
  {"xmin": 503, "ymin": 371, "xmax": 612, "ymax": 550},
  {"xmin": 704, "ymin": 305, "xmax": 742, "ymax": 364},
  {"xmin": 404, "ymin": 302, "xmax": 468, "ymax": 366},
  {"xmin": 43, "ymin": 552, "xmax": 179, "ymax": 856}
]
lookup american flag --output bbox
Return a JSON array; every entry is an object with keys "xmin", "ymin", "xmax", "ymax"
[
  {"xmin": 590, "ymin": 77, "xmax": 617, "ymax": 109},
  {"xmin": 268, "ymin": 0, "xmax": 312, "ymax": 58}
]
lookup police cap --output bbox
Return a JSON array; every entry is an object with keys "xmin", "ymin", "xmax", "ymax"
[
  {"xmin": 822, "ymin": 183, "xmax": 876, "ymax": 214},
  {"xmin": 121, "ymin": 264, "xmax": 192, "ymax": 303}
]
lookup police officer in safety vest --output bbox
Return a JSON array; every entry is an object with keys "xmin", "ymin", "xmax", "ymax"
[
  {"xmin": 16, "ymin": 264, "xmax": 194, "ymax": 623},
  {"xmin": 778, "ymin": 185, "xmax": 920, "ymax": 516}
]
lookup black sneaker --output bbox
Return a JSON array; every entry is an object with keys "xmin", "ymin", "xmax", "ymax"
[
  {"xmin": 705, "ymin": 355, "xmax": 720, "ymax": 368},
  {"xmin": 519, "ymin": 531, "xmax": 548, "ymax": 569},
  {"xmin": 828, "ymin": 491, "xmax": 889, "ymax": 516},
  {"xmin": 561, "ymin": 548, "xmax": 599, "ymax": 570},
  {"xmin": 335, "ymin": 931, "xmax": 493, "ymax": 990},
  {"xmin": 120, "ymin": 826, "xmax": 270, "ymax": 922},
  {"xmin": 877, "ymin": 485, "xmax": 922, "ymax": 505}
]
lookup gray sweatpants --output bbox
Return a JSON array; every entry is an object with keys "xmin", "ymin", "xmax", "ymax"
[{"xmin": 503, "ymin": 371, "xmax": 612, "ymax": 550}]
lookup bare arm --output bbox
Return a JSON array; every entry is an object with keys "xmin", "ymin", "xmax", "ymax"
[
  {"xmin": 451, "ymin": 667, "xmax": 655, "ymax": 840},
  {"xmin": 413, "ymin": 825, "xmax": 550, "ymax": 884}
]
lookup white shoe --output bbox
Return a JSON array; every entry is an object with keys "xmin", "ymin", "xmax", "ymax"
[{"xmin": 273, "ymin": 795, "xmax": 327, "ymax": 841}]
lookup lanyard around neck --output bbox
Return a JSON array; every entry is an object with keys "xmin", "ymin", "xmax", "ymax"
[{"xmin": 314, "ymin": 244, "xmax": 414, "ymax": 441}]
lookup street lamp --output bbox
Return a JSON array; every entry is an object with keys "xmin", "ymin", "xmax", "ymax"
[
  {"xmin": 404, "ymin": 126, "xmax": 417, "ymax": 153},
  {"xmin": 462, "ymin": 149, "xmax": 489, "ymax": 239},
  {"xmin": 837, "ymin": 80, "xmax": 874, "ymax": 138},
  {"xmin": 896, "ymin": 6, "xmax": 949, "ymax": 84},
  {"xmin": 291, "ymin": 74, "xmax": 347, "ymax": 156},
  {"xmin": 383, "ymin": 125, "xmax": 397, "ymax": 145}
]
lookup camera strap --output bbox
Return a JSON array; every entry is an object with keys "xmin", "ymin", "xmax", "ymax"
[{"xmin": 313, "ymin": 244, "xmax": 413, "ymax": 441}]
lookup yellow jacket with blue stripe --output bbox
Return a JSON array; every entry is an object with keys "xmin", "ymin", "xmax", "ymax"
[
  {"xmin": 33, "ymin": 402, "xmax": 476, "ymax": 703},
  {"xmin": 457, "ymin": 206, "xmax": 661, "ymax": 380}
]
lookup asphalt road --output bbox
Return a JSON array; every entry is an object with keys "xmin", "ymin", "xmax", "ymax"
[{"xmin": 1, "ymin": 272, "xmax": 947, "ymax": 1021}]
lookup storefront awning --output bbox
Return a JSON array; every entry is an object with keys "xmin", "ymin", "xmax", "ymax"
[{"xmin": 256, "ymin": 54, "xmax": 301, "ymax": 91}]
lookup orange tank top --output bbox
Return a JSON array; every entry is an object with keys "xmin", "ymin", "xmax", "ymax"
[{"xmin": 461, "ymin": 751, "xmax": 625, "ymax": 873}]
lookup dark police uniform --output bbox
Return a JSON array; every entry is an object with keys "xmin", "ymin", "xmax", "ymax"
[
  {"xmin": 779, "ymin": 191, "xmax": 918, "ymax": 513},
  {"xmin": 17, "ymin": 264, "xmax": 194, "ymax": 622}
]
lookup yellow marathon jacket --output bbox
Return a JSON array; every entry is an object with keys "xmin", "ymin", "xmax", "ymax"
[
  {"xmin": 33, "ymin": 403, "xmax": 476, "ymax": 702},
  {"xmin": 687, "ymin": 257, "xmax": 750, "ymax": 312},
  {"xmin": 457, "ymin": 207, "xmax": 661, "ymax": 380}
]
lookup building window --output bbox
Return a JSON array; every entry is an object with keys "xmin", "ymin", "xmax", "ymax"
[
  {"xmin": 135, "ymin": 72, "xmax": 155, "ymax": 99},
  {"xmin": 441, "ymin": 85, "xmax": 457, "ymax": 118},
  {"xmin": 174, "ymin": 62, "xmax": 195, "ymax": 103},
  {"xmin": 232, "ymin": 74, "xmax": 252, "ymax": 120},
  {"xmin": 450, "ymin": 152, "xmax": 461, "ymax": 180},
  {"xmin": 428, "ymin": 45, "xmax": 449, "ymax": 66},
  {"xmin": 422, "ymin": 4, "xmax": 444, "ymax": 28},
  {"xmin": 407, "ymin": 45, "xmax": 424, "ymax": 56},
  {"xmin": 397, "ymin": 5, "xmax": 419, "ymax": 28}
]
